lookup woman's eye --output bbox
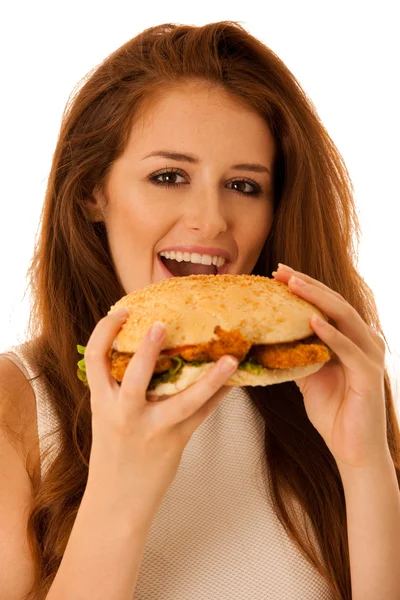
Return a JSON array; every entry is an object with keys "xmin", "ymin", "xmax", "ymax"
[
  {"xmin": 229, "ymin": 180, "xmax": 257, "ymax": 194},
  {"xmin": 151, "ymin": 170, "xmax": 186, "ymax": 186},
  {"xmin": 148, "ymin": 169, "xmax": 262, "ymax": 196}
]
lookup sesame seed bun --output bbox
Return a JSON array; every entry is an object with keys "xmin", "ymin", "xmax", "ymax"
[
  {"xmin": 108, "ymin": 274, "xmax": 327, "ymax": 351},
  {"xmin": 107, "ymin": 274, "xmax": 329, "ymax": 398}
]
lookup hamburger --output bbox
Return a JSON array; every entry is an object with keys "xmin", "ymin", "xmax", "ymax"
[{"xmin": 77, "ymin": 274, "xmax": 332, "ymax": 400}]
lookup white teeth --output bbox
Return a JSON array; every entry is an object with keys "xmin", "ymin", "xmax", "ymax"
[
  {"xmin": 191, "ymin": 253, "xmax": 202, "ymax": 264},
  {"xmin": 159, "ymin": 250, "xmax": 227, "ymax": 268},
  {"xmin": 201, "ymin": 255, "xmax": 212, "ymax": 265},
  {"xmin": 175, "ymin": 251, "xmax": 184, "ymax": 262}
]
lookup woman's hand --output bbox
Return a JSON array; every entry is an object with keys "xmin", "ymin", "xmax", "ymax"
[
  {"xmin": 272, "ymin": 264, "xmax": 390, "ymax": 471},
  {"xmin": 83, "ymin": 310, "xmax": 238, "ymax": 523}
]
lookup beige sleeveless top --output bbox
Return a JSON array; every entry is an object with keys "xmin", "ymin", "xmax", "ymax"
[{"xmin": 2, "ymin": 341, "xmax": 334, "ymax": 599}]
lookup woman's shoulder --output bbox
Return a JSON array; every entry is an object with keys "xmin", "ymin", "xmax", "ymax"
[{"xmin": 0, "ymin": 353, "xmax": 40, "ymax": 474}]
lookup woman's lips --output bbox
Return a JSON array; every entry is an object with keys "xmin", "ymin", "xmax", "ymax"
[{"xmin": 157, "ymin": 254, "xmax": 230, "ymax": 278}]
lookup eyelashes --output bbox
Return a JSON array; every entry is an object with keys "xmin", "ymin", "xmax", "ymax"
[{"xmin": 147, "ymin": 167, "xmax": 263, "ymax": 197}]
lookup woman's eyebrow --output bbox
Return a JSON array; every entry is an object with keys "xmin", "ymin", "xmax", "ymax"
[{"xmin": 141, "ymin": 150, "xmax": 270, "ymax": 175}]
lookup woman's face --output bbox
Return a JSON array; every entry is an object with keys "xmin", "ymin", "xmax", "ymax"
[{"xmin": 91, "ymin": 83, "xmax": 276, "ymax": 294}]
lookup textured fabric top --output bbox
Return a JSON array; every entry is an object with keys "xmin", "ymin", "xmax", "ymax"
[
  {"xmin": 2, "ymin": 341, "xmax": 61, "ymax": 478},
  {"xmin": 1, "ymin": 342, "xmax": 334, "ymax": 599}
]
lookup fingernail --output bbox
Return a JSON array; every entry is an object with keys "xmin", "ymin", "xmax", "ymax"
[
  {"xmin": 113, "ymin": 309, "xmax": 129, "ymax": 318},
  {"xmin": 219, "ymin": 357, "xmax": 238, "ymax": 373},
  {"xmin": 150, "ymin": 321, "xmax": 166, "ymax": 341},
  {"xmin": 311, "ymin": 314, "xmax": 324, "ymax": 326},
  {"xmin": 289, "ymin": 276, "xmax": 307, "ymax": 286},
  {"xmin": 278, "ymin": 263, "xmax": 294, "ymax": 271}
]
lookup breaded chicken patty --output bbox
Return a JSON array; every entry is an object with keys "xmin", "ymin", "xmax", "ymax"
[
  {"xmin": 247, "ymin": 336, "xmax": 331, "ymax": 368},
  {"xmin": 160, "ymin": 326, "xmax": 252, "ymax": 362},
  {"xmin": 109, "ymin": 328, "xmax": 331, "ymax": 383}
]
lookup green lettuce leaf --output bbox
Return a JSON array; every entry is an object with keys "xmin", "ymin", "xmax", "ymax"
[
  {"xmin": 147, "ymin": 356, "xmax": 204, "ymax": 390},
  {"xmin": 76, "ymin": 345, "xmax": 88, "ymax": 387},
  {"xmin": 237, "ymin": 358, "xmax": 265, "ymax": 375}
]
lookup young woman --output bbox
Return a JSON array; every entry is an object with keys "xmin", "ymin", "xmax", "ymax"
[{"xmin": 1, "ymin": 21, "xmax": 399, "ymax": 600}]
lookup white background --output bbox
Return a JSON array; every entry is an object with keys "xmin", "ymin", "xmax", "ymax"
[{"xmin": 1, "ymin": 0, "xmax": 399, "ymax": 413}]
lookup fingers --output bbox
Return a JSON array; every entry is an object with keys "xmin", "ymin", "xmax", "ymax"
[
  {"xmin": 119, "ymin": 321, "xmax": 166, "ymax": 402},
  {"xmin": 85, "ymin": 311, "xmax": 239, "ymax": 432},
  {"xmin": 273, "ymin": 266, "xmax": 384, "ymax": 364},
  {"xmin": 309, "ymin": 314, "xmax": 381, "ymax": 382},
  {"xmin": 287, "ymin": 276, "xmax": 383, "ymax": 363},
  {"xmin": 85, "ymin": 309, "xmax": 130, "ymax": 397}
]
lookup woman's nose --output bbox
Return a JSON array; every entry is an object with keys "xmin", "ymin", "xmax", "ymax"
[{"xmin": 183, "ymin": 193, "xmax": 228, "ymax": 238}]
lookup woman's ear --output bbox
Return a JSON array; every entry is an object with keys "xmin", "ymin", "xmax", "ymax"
[{"xmin": 84, "ymin": 185, "xmax": 107, "ymax": 223}]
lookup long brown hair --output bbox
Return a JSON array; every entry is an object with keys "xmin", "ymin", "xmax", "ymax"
[{"xmin": 20, "ymin": 21, "xmax": 399, "ymax": 599}]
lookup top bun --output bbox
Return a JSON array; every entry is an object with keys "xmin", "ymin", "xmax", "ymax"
[{"xmin": 108, "ymin": 274, "xmax": 327, "ymax": 353}]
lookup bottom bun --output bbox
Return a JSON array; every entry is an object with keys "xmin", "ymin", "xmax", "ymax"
[{"xmin": 146, "ymin": 361, "xmax": 325, "ymax": 401}]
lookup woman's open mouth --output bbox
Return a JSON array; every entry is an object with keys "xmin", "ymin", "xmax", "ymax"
[{"xmin": 157, "ymin": 253, "xmax": 230, "ymax": 278}]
